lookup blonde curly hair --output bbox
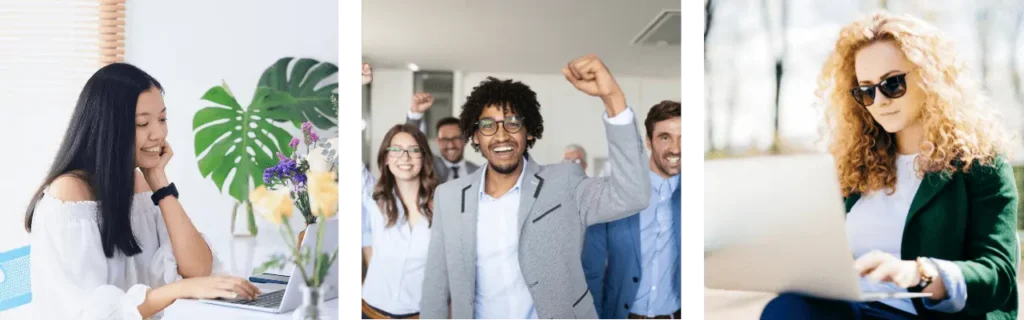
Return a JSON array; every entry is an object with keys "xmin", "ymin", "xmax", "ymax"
[{"xmin": 818, "ymin": 11, "xmax": 1009, "ymax": 197}]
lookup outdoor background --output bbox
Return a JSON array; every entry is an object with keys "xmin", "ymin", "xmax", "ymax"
[{"xmin": 704, "ymin": 0, "xmax": 1024, "ymax": 228}]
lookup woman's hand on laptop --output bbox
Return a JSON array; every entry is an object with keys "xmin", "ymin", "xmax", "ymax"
[
  {"xmin": 167, "ymin": 275, "xmax": 262, "ymax": 301},
  {"xmin": 854, "ymin": 250, "xmax": 920, "ymax": 288}
]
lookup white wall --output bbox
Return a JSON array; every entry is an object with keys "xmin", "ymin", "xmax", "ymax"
[
  {"xmin": 367, "ymin": 69, "xmax": 681, "ymax": 176},
  {"xmin": 122, "ymin": 0, "xmax": 338, "ymax": 244}
]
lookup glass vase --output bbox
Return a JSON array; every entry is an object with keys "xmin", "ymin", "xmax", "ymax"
[{"xmin": 292, "ymin": 285, "xmax": 328, "ymax": 320}]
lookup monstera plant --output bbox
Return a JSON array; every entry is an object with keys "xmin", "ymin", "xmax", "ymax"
[{"xmin": 194, "ymin": 57, "xmax": 338, "ymax": 236}]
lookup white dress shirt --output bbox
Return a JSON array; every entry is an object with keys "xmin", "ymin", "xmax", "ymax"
[
  {"xmin": 475, "ymin": 157, "xmax": 537, "ymax": 319},
  {"xmin": 440, "ymin": 158, "xmax": 469, "ymax": 180},
  {"xmin": 29, "ymin": 191, "xmax": 224, "ymax": 320},
  {"xmin": 473, "ymin": 108, "xmax": 634, "ymax": 318},
  {"xmin": 361, "ymin": 190, "xmax": 432, "ymax": 315}
]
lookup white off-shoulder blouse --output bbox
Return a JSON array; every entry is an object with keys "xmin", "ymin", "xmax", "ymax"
[{"xmin": 29, "ymin": 190, "xmax": 223, "ymax": 320}]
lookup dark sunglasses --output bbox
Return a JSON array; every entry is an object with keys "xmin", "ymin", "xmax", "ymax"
[{"xmin": 849, "ymin": 73, "xmax": 908, "ymax": 107}]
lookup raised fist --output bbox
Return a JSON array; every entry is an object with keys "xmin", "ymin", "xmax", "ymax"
[
  {"xmin": 362, "ymin": 62, "xmax": 374, "ymax": 86},
  {"xmin": 562, "ymin": 54, "xmax": 622, "ymax": 98},
  {"xmin": 410, "ymin": 93, "xmax": 435, "ymax": 113}
]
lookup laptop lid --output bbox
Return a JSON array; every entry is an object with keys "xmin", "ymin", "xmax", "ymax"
[
  {"xmin": 704, "ymin": 154, "xmax": 866, "ymax": 301},
  {"xmin": 279, "ymin": 218, "xmax": 339, "ymax": 311}
]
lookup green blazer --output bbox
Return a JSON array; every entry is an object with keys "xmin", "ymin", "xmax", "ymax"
[{"xmin": 844, "ymin": 157, "xmax": 1019, "ymax": 320}]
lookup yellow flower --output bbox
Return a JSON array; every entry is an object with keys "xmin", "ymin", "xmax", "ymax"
[
  {"xmin": 249, "ymin": 185, "xmax": 293, "ymax": 225},
  {"xmin": 308, "ymin": 171, "xmax": 338, "ymax": 219}
]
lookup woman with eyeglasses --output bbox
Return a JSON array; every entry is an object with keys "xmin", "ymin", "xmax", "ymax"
[
  {"xmin": 760, "ymin": 12, "xmax": 1018, "ymax": 319},
  {"xmin": 361, "ymin": 124, "xmax": 439, "ymax": 319}
]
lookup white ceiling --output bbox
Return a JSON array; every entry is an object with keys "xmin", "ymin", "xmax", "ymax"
[{"xmin": 362, "ymin": 0, "xmax": 681, "ymax": 77}]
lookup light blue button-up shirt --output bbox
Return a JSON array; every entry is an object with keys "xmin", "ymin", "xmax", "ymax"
[{"xmin": 630, "ymin": 171, "xmax": 681, "ymax": 316}]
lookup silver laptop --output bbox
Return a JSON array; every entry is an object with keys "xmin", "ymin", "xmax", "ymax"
[
  {"xmin": 704, "ymin": 153, "xmax": 930, "ymax": 301},
  {"xmin": 202, "ymin": 219, "xmax": 339, "ymax": 313}
]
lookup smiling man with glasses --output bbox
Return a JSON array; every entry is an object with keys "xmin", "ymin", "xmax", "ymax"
[
  {"xmin": 407, "ymin": 93, "xmax": 481, "ymax": 183},
  {"xmin": 419, "ymin": 54, "xmax": 651, "ymax": 319}
]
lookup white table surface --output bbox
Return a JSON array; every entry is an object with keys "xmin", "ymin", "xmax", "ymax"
[{"xmin": 162, "ymin": 220, "xmax": 340, "ymax": 319}]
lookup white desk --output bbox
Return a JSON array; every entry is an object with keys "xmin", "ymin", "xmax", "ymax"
[
  {"xmin": 162, "ymin": 297, "xmax": 339, "ymax": 319},
  {"xmin": 162, "ymin": 220, "xmax": 339, "ymax": 319}
]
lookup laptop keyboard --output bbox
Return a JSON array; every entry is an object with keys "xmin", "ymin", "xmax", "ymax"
[{"xmin": 217, "ymin": 289, "xmax": 285, "ymax": 308}]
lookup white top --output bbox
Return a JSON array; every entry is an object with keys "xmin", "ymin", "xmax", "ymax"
[
  {"xmin": 847, "ymin": 154, "xmax": 921, "ymax": 314},
  {"xmin": 846, "ymin": 153, "xmax": 969, "ymax": 315},
  {"xmin": 475, "ymin": 157, "xmax": 537, "ymax": 319},
  {"xmin": 361, "ymin": 191, "xmax": 432, "ymax": 315},
  {"xmin": 29, "ymin": 191, "xmax": 223, "ymax": 320}
]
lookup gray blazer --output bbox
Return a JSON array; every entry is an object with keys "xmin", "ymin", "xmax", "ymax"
[
  {"xmin": 420, "ymin": 116, "xmax": 651, "ymax": 319},
  {"xmin": 405, "ymin": 115, "xmax": 480, "ymax": 184}
]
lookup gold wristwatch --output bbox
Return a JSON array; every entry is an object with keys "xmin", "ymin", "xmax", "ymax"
[{"xmin": 915, "ymin": 257, "xmax": 939, "ymax": 290}]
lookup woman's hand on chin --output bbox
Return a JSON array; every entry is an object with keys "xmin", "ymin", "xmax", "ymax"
[{"xmin": 141, "ymin": 142, "xmax": 173, "ymax": 190}]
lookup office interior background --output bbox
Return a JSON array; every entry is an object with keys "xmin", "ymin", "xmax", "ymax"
[
  {"xmin": 359, "ymin": 0, "xmax": 685, "ymax": 314},
  {"xmin": 704, "ymin": 0, "xmax": 1024, "ymax": 313}
]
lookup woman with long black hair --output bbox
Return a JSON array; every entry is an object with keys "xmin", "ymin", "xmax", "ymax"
[{"xmin": 26, "ymin": 63, "xmax": 259, "ymax": 319}]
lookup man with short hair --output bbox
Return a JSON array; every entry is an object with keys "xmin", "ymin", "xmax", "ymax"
[
  {"xmin": 420, "ymin": 55, "xmax": 651, "ymax": 319},
  {"xmin": 563, "ymin": 144, "xmax": 589, "ymax": 174},
  {"xmin": 406, "ymin": 93, "xmax": 480, "ymax": 183},
  {"xmin": 582, "ymin": 101, "xmax": 682, "ymax": 319}
]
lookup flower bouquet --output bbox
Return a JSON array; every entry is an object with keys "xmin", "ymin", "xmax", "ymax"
[{"xmin": 250, "ymin": 121, "xmax": 338, "ymax": 319}]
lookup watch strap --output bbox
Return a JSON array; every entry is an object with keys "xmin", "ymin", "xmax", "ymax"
[{"xmin": 151, "ymin": 183, "xmax": 179, "ymax": 206}]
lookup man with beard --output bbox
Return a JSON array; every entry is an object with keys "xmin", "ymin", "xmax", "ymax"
[
  {"xmin": 419, "ymin": 54, "xmax": 651, "ymax": 319},
  {"xmin": 581, "ymin": 101, "xmax": 682, "ymax": 319},
  {"xmin": 407, "ymin": 93, "xmax": 480, "ymax": 183}
]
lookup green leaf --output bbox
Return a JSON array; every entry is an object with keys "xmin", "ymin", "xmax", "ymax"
[
  {"xmin": 255, "ymin": 253, "xmax": 287, "ymax": 274},
  {"xmin": 316, "ymin": 252, "xmax": 331, "ymax": 284},
  {"xmin": 257, "ymin": 57, "xmax": 338, "ymax": 129},
  {"xmin": 194, "ymin": 83, "xmax": 295, "ymax": 203}
]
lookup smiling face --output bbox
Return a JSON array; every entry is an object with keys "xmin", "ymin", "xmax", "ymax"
[
  {"xmin": 386, "ymin": 132, "xmax": 424, "ymax": 181},
  {"xmin": 437, "ymin": 123, "xmax": 465, "ymax": 163},
  {"xmin": 853, "ymin": 40, "xmax": 925, "ymax": 133},
  {"xmin": 134, "ymin": 86, "xmax": 167, "ymax": 168},
  {"xmin": 648, "ymin": 117, "xmax": 681, "ymax": 177},
  {"xmin": 474, "ymin": 104, "xmax": 532, "ymax": 175}
]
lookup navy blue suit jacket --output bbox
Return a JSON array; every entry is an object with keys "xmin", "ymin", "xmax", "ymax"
[{"xmin": 582, "ymin": 177, "xmax": 681, "ymax": 318}]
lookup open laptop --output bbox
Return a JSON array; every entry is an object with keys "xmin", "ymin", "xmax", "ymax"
[
  {"xmin": 704, "ymin": 153, "xmax": 931, "ymax": 301},
  {"xmin": 202, "ymin": 219, "xmax": 339, "ymax": 313}
]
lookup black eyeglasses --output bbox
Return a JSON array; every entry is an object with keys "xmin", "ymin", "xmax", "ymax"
[
  {"xmin": 475, "ymin": 116, "xmax": 525, "ymax": 136},
  {"xmin": 850, "ymin": 73, "xmax": 908, "ymax": 107},
  {"xmin": 386, "ymin": 146, "xmax": 423, "ymax": 159},
  {"xmin": 438, "ymin": 136, "xmax": 463, "ymax": 144}
]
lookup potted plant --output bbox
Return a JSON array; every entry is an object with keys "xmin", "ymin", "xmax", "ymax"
[{"xmin": 193, "ymin": 57, "xmax": 337, "ymax": 236}]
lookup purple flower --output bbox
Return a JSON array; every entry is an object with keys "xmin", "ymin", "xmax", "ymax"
[
  {"xmin": 262, "ymin": 171, "xmax": 273, "ymax": 185},
  {"xmin": 277, "ymin": 152, "xmax": 287, "ymax": 161},
  {"xmin": 295, "ymin": 173, "xmax": 307, "ymax": 185},
  {"xmin": 289, "ymin": 138, "xmax": 300, "ymax": 150},
  {"xmin": 301, "ymin": 122, "xmax": 313, "ymax": 135},
  {"xmin": 309, "ymin": 131, "xmax": 319, "ymax": 144}
]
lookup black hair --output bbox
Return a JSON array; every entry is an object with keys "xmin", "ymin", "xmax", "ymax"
[
  {"xmin": 435, "ymin": 117, "xmax": 460, "ymax": 134},
  {"xmin": 25, "ymin": 62, "xmax": 163, "ymax": 258},
  {"xmin": 458, "ymin": 77, "xmax": 544, "ymax": 153}
]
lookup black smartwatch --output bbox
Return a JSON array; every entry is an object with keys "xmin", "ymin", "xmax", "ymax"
[{"xmin": 151, "ymin": 183, "xmax": 179, "ymax": 205}]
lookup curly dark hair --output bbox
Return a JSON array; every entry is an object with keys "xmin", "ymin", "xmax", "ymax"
[{"xmin": 458, "ymin": 77, "xmax": 544, "ymax": 152}]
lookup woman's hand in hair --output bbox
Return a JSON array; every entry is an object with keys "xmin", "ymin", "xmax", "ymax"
[{"xmin": 141, "ymin": 142, "xmax": 174, "ymax": 190}]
